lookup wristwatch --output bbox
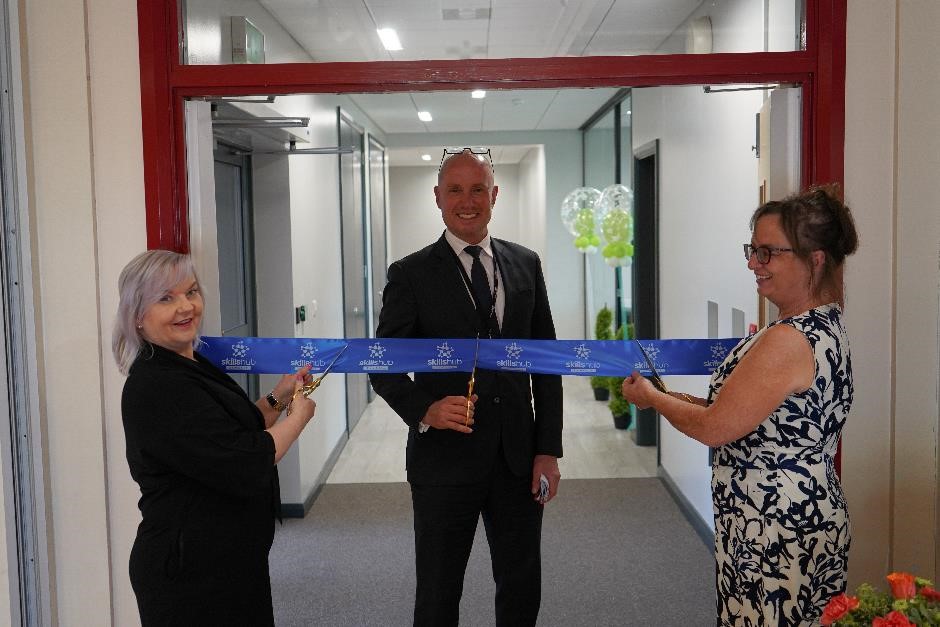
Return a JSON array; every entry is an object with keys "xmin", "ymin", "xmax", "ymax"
[
  {"xmin": 418, "ymin": 421, "xmax": 430, "ymax": 433},
  {"xmin": 265, "ymin": 391, "xmax": 287, "ymax": 412}
]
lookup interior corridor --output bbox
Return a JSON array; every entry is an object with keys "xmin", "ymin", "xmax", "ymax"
[{"xmin": 328, "ymin": 376, "xmax": 658, "ymax": 484}]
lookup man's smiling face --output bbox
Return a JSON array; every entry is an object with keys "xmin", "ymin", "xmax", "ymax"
[{"xmin": 434, "ymin": 152, "xmax": 498, "ymax": 245}]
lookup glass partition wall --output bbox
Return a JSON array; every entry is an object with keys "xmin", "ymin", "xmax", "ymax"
[
  {"xmin": 181, "ymin": 0, "xmax": 806, "ymax": 65},
  {"xmin": 582, "ymin": 91, "xmax": 632, "ymax": 340}
]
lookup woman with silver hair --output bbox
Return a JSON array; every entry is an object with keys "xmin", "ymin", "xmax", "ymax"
[{"xmin": 113, "ymin": 249, "xmax": 316, "ymax": 626}]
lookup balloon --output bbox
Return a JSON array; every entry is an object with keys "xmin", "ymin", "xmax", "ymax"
[
  {"xmin": 596, "ymin": 184, "xmax": 634, "ymax": 266},
  {"xmin": 560, "ymin": 187, "xmax": 601, "ymax": 253}
]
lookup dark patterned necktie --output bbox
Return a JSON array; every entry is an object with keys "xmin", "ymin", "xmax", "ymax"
[{"xmin": 464, "ymin": 245, "xmax": 493, "ymax": 326}]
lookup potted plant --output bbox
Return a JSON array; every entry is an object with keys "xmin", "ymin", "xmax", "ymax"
[
  {"xmin": 591, "ymin": 306, "xmax": 613, "ymax": 401},
  {"xmin": 608, "ymin": 384, "xmax": 633, "ymax": 430},
  {"xmin": 608, "ymin": 323, "xmax": 636, "ymax": 429}
]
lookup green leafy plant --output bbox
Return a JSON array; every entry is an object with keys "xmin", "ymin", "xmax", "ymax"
[
  {"xmin": 821, "ymin": 572, "xmax": 940, "ymax": 626},
  {"xmin": 607, "ymin": 323, "xmax": 635, "ymax": 416},
  {"xmin": 591, "ymin": 306, "xmax": 614, "ymax": 391},
  {"xmin": 608, "ymin": 391, "xmax": 631, "ymax": 417},
  {"xmin": 594, "ymin": 306, "xmax": 613, "ymax": 341}
]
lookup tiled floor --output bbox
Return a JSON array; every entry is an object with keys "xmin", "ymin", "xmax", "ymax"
[{"xmin": 327, "ymin": 376, "xmax": 657, "ymax": 483}]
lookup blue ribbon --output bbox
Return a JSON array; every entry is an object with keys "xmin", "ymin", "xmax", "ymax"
[{"xmin": 199, "ymin": 336, "xmax": 741, "ymax": 377}]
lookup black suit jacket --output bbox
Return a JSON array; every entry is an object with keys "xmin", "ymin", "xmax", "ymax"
[
  {"xmin": 122, "ymin": 343, "xmax": 278, "ymax": 624},
  {"xmin": 370, "ymin": 233, "xmax": 563, "ymax": 485}
]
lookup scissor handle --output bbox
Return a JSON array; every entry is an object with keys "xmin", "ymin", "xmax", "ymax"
[{"xmin": 647, "ymin": 375, "xmax": 669, "ymax": 394}]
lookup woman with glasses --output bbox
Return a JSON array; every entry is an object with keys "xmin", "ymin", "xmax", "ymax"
[{"xmin": 622, "ymin": 185, "xmax": 858, "ymax": 626}]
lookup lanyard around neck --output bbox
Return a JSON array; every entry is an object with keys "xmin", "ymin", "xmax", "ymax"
[{"xmin": 452, "ymin": 244, "xmax": 500, "ymax": 331}]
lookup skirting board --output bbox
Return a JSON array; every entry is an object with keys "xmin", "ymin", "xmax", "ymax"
[
  {"xmin": 280, "ymin": 431, "xmax": 349, "ymax": 518},
  {"xmin": 658, "ymin": 467, "xmax": 715, "ymax": 550}
]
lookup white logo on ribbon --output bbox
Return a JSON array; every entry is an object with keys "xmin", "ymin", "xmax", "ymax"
[
  {"xmin": 710, "ymin": 342, "xmax": 728, "ymax": 360},
  {"xmin": 573, "ymin": 343, "xmax": 591, "ymax": 360},
  {"xmin": 300, "ymin": 342, "xmax": 317, "ymax": 359},
  {"xmin": 436, "ymin": 341, "xmax": 455, "ymax": 359},
  {"xmin": 221, "ymin": 340, "xmax": 255, "ymax": 371},
  {"xmin": 505, "ymin": 342, "xmax": 524, "ymax": 359},
  {"xmin": 642, "ymin": 343, "xmax": 660, "ymax": 362},
  {"xmin": 368, "ymin": 343, "xmax": 386, "ymax": 359}
]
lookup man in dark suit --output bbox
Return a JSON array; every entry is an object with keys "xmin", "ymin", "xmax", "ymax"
[{"xmin": 370, "ymin": 148, "xmax": 563, "ymax": 627}]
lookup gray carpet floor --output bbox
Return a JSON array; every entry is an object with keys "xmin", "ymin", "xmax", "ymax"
[{"xmin": 270, "ymin": 478, "xmax": 714, "ymax": 626}]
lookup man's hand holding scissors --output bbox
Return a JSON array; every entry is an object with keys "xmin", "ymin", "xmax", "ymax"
[
  {"xmin": 421, "ymin": 394, "xmax": 477, "ymax": 433},
  {"xmin": 418, "ymin": 334, "xmax": 480, "ymax": 434}
]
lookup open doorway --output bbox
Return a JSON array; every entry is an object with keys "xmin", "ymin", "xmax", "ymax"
[{"xmin": 180, "ymin": 82, "xmax": 794, "ymax": 510}]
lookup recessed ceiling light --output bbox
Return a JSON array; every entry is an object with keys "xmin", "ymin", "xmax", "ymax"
[
  {"xmin": 421, "ymin": 154, "xmax": 431, "ymax": 161},
  {"xmin": 417, "ymin": 111, "xmax": 432, "ymax": 122},
  {"xmin": 376, "ymin": 28, "xmax": 402, "ymax": 51},
  {"xmin": 471, "ymin": 90, "xmax": 486, "ymax": 99}
]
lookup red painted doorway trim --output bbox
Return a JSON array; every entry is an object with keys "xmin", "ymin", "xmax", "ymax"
[
  {"xmin": 138, "ymin": 0, "xmax": 846, "ymax": 252},
  {"xmin": 137, "ymin": 0, "xmax": 846, "ymax": 471}
]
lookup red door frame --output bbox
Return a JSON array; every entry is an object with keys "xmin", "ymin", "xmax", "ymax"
[{"xmin": 138, "ymin": 0, "xmax": 845, "ymax": 253}]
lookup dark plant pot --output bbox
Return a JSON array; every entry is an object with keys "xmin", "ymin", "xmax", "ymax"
[
  {"xmin": 592, "ymin": 387, "xmax": 610, "ymax": 401},
  {"xmin": 612, "ymin": 413, "xmax": 632, "ymax": 430},
  {"xmin": 632, "ymin": 407, "xmax": 657, "ymax": 446}
]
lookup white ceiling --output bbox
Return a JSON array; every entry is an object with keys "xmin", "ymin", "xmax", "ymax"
[
  {"xmin": 247, "ymin": 1, "xmax": 703, "ymax": 164},
  {"xmin": 258, "ymin": 0, "xmax": 700, "ymax": 62}
]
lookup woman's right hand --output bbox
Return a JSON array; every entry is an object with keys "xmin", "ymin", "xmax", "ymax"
[
  {"xmin": 620, "ymin": 371, "xmax": 657, "ymax": 409},
  {"xmin": 288, "ymin": 375, "xmax": 317, "ymax": 425}
]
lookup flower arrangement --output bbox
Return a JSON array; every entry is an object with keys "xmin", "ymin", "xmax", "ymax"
[{"xmin": 821, "ymin": 572, "xmax": 940, "ymax": 626}]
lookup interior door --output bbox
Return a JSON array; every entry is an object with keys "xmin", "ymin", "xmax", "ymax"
[
  {"xmin": 368, "ymin": 136, "xmax": 388, "ymax": 334},
  {"xmin": 632, "ymin": 139, "xmax": 659, "ymax": 448},
  {"xmin": 366, "ymin": 137, "xmax": 388, "ymax": 403},
  {"xmin": 214, "ymin": 146, "xmax": 259, "ymax": 399},
  {"xmin": 338, "ymin": 109, "xmax": 369, "ymax": 432}
]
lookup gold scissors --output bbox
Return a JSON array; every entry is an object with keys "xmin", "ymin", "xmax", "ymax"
[
  {"xmin": 287, "ymin": 344, "xmax": 348, "ymax": 415},
  {"xmin": 465, "ymin": 335, "xmax": 480, "ymax": 426},
  {"xmin": 634, "ymin": 340, "xmax": 669, "ymax": 394}
]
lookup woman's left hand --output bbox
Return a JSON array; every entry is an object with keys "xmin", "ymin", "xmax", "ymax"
[
  {"xmin": 271, "ymin": 364, "xmax": 313, "ymax": 408},
  {"xmin": 620, "ymin": 371, "xmax": 657, "ymax": 409}
]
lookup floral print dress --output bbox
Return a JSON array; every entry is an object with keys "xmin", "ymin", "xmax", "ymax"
[{"xmin": 709, "ymin": 303, "xmax": 852, "ymax": 626}]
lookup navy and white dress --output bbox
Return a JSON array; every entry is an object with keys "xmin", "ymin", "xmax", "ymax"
[{"xmin": 709, "ymin": 303, "xmax": 852, "ymax": 626}]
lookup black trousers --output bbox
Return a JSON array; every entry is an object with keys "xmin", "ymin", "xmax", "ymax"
[{"xmin": 410, "ymin": 454, "xmax": 543, "ymax": 627}]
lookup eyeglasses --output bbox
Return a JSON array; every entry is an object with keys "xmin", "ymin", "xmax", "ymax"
[
  {"xmin": 439, "ymin": 146, "xmax": 493, "ymax": 171},
  {"xmin": 743, "ymin": 244, "xmax": 794, "ymax": 264}
]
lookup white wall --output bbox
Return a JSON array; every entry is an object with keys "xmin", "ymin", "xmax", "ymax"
[
  {"xmin": 632, "ymin": 84, "xmax": 763, "ymax": 526},
  {"xmin": 31, "ymin": 0, "xmax": 150, "ymax": 623},
  {"xmin": 387, "ymin": 163, "xmax": 521, "ymax": 262},
  {"xmin": 843, "ymin": 0, "xmax": 940, "ymax": 586},
  {"xmin": 840, "ymin": 0, "xmax": 897, "ymax": 587},
  {"xmin": 516, "ymin": 147, "xmax": 547, "ymax": 255},
  {"xmin": 885, "ymin": 0, "xmax": 940, "ymax": 582}
]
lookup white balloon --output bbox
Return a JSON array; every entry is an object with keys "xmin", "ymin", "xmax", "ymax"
[
  {"xmin": 560, "ymin": 187, "xmax": 602, "ymax": 238},
  {"xmin": 596, "ymin": 184, "xmax": 635, "ymax": 249}
]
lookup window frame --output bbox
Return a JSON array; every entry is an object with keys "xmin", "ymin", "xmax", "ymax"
[{"xmin": 137, "ymin": 0, "xmax": 845, "ymax": 252}]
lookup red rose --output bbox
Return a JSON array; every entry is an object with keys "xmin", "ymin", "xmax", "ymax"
[
  {"xmin": 872, "ymin": 610, "xmax": 916, "ymax": 627},
  {"xmin": 887, "ymin": 572, "xmax": 917, "ymax": 599},
  {"xmin": 820, "ymin": 593, "xmax": 860, "ymax": 625},
  {"xmin": 920, "ymin": 585, "xmax": 940, "ymax": 601}
]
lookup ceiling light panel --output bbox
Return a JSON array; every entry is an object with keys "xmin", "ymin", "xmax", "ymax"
[
  {"xmin": 412, "ymin": 90, "xmax": 484, "ymax": 132},
  {"xmin": 441, "ymin": 8, "xmax": 491, "ymax": 20},
  {"xmin": 257, "ymin": 0, "xmax": 713, "ymax": 62},
  {"xmin": 376, "ymin": 28, "xmax": 403, "ymax": 51}
]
